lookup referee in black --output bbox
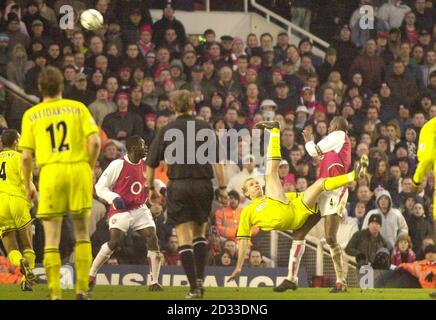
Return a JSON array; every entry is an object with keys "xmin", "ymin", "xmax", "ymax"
[{"xmin": 146, "ymin": 90, "xmax": 227, "ymax": 299}]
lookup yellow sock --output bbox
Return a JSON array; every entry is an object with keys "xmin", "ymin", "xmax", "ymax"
[
  {"xmin": 267, "ymin": 128, "xmax": 281, "ymax": 160},
  {"xmin": 75, "ymin": 240, "xmax": 92, "ymax": 294},
  {"xmin": 23, "ymin": 248, "xmax": 36, "ymax": 269},
  {"xmin": 43, "ymin": 246, "xmax": 61, "ymax": 299},
  {"xmin": 7, "ymin": 250, "xmax": 22, "ymax": 267},
  {"xmin": 324, "ymin": 172, "xmax": 355, "ymax": 191}
]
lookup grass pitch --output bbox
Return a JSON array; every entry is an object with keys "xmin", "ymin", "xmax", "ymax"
[{"xmin": 0, "ymin": 284, "xmax": 434, "ymax": 300}]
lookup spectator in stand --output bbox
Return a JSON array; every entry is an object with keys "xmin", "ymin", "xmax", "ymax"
[
  {"xmin": 421, "ymin": 50, "xmax": 436, "ymax": 87},
  {"xmin": 407, "ymin": 202, "xmax": 434, "ymax": 256},
  {"xmin": 6, "ymin": 44, "xmax": 34, "ymax": 88},
  {"xmin": 163, "ymin": 235, "xmax": 180, "ymax": 266},
  {"xmin": 352, "ymin": 201, "xmax": 368, "ymax": 230},
  {"xmin": 215, "ymin": 190, "xmax": 243, "ymax": 242},
  {"xmin": 412, "ymin": 0, "xmax": 433, "ymax": 32},
  {"xmin": 386, "ymin": 58, "xmax": 419, "ymax": 107},
  {"xmin": 345, "ymin": 213, "xmax": 389, "ymax": 267},
  {"xmin": 363, "ymin": 189, "xmax": 409, "ymax": 249},
  {"xmin": 217, "ymin": 249, "xmax": 234, "ymax": 267},
  {"xmin": 391, "ymin": 233, "xmax": 416, "ymax": 266},
  {"xmin": 290, "ymin": 0, "xmax": 313, "ymax": 32},
  {"xmin": 378, "ymin": 0, "xmax": 411, "ymax": 30},
  {"xmin": 247, "ymin": 249, "xmax": 266, "ymax": 268},
  {"xmin": 24, "ymin": 51, "xmax": 47, "ymax": 97},
  {"xmin": 102, "ymin": 91, "xmax": 144, "ymax": 141},
  {"xmin": 350, "ymin": 39, "xmax": 385, "ymax": 91},
  {"xmin": 0, "ymin": 33, "xmax": 10, "ymax": 77},
  {"xmin": 89, "ymin": 87, "xmax": 117, "ymax": 127},
  {"xmin": 223, "ymin": 239, "xmax": 238, "ymax": 263},
  {"xmin": 152, "ymin": 3, "xmax": 186, "ymax": 47},
  {"xmin": 65, "ymin": 72, "xmax": 95, "ymax": 106},
  {"xmin": 99, "ymin": 140, "xmax": 120, "ymax": 171}
]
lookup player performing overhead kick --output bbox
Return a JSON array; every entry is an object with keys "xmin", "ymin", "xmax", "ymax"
[
  {"xmin": 90, "ymin": 135, "xmax": 164, "ymax": 294},
  {"xmin": 275, "ymin": 116, "xmax": 352, "ymax": 293},
  {"xmin": 227, "ymin": 121, "xmax": 368, "ymax": 283},
  {"xmin": 0, "ymin": 129, "xmax": 37, "ymax": 291}
]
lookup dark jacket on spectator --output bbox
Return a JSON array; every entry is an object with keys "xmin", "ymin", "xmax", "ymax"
[
  {"xmin": 24, "ymin": 65, "xmax": 43, "ymax": 97},
  {"xmin": 102, "ymin": 110, "xmax": 144, "ymax": 141},
  {"xmin": 385, "ymin": 72, "xmax": 419, "ymax": 107},
  {"xmin": 413, "ymin": 8, "xmax": 433, "ymax": 32},
  {"xmin": 152, "ymin": 15, "xmax": 187, "ymax": 47},
  {"xmin": 345, "ymin": 228, "xmax": 388, "ymax": 264},
  {"xmin": 350, "ymin": 53, "xmax": 385, "ymax": 91},
  {"xmin": 331, "ymin": 38, "xmax": 359, "ymax": 82},
  {"xmin": 407, "ymin": 215, "xmax": 434, "ymax": 256},
  {"xmin": 65, "ymin": 87, "xmax": 95, "ymax": 107}
]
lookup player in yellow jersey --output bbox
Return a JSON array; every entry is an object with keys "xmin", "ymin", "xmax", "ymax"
[
  {"xmin": 413, "ymin": 117, "xmax": 436, "ymax": 221},
  {"xmin": 412, "ymin": 117, "xmax": 436, "ymax": 300},
  {"xmin": 0, "ymin": 129, "xmax": 37, "ymax": 291},
  {"xmin": 19, "ymin": 66, "xmax": 101, "ymax": 300},
  {"xmin": 228, "ymin": 121, "xmax": 368, "ymax": 282}
]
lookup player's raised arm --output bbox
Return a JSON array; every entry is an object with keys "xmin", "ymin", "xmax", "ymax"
[{"xmin": 304, "ymin": 130, "xmax": 346, "ymax": 158}]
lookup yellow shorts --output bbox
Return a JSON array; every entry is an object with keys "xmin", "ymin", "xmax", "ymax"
[
  {"xmin": 285, "ymin": 192, "xmax": 318, "ymax": 230},
  {"xmin": 37, "ymin": 162, "xmax": 93, "ymax": 219},
  {"xmin": 0, "ymin": 193, "xmax": 32, "ymax": 237}
]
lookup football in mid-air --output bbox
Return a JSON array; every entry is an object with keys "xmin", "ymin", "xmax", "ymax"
[{"xmin": 80, "ymin": 9, "xmax": 103, "ymax": 31}]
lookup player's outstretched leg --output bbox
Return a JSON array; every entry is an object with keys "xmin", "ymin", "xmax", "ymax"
[
  {"xmin": 256, "ymin": 121, "xmax": 288, "ymax": 203},
  {"xmin": 89, "ymin": 228, "xmax": 123, "ymax": 294},
  {"xmin": 301, "ymin": 155, "xmax": 368, "ymax": 214}
]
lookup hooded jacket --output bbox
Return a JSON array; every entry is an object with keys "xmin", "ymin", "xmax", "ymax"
[
  {"xmin": 363, "ymin": 189, "xmax": 409, "ymax": 249},
  {"xmin": 378, "ymin": 0, "xmax": 411, "ymax": 29}
]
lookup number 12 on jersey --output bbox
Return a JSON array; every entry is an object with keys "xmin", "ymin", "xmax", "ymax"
[{"xmin": 46, "ymin": 121, "xmax": 70, "ymax": 152}]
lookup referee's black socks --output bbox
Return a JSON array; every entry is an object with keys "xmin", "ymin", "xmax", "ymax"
[
  {"xmin": 178, "ymin": 245, "xmax": 197, "ymax": 289},
  {"xmin": 193, "ymin": 237, "xmax": 208, "ymax": 281}
]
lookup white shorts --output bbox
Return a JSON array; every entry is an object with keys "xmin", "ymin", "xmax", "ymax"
[
  {"xmin": 317, "ymin": 187, "xmax": 348, "ymax": 217},
  {"xmin": 108, "ymin": 205, "xmax": 156, "ymax": 232}
]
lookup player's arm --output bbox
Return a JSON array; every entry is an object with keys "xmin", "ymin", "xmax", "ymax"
[
  {"xmin": 95, "ymin": 159, "xmax": 123, "ymax": 206},
  {"xmin": 21, "ymin": 149, "xmax": 37, "ymax": 203},
  {"xmin": 228, "ymin": 238, "xmax": 249, "ymax": 282},
  {"xmin": 87, "ymin": 133, "xmax": 101, "ymax": 169},
  {"xmin": 228, "ymin": 208, "xmax": 252, "ymax": 282},
  {"xmin": 304, "ymin": 131, "xmax": 346, "ymax": 157},
  {"xmin": 213, "ymin": 163, "xmax": 227, "ymax": 197}
]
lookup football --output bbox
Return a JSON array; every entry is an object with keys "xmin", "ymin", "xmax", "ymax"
[{"xmin": 80, "ymin": 9, "xmax": 104, "ymax": 31}]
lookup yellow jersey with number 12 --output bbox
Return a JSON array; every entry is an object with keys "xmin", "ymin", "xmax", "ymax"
[{"xmin": 18, "ymin": 98, "xmax": 99, "ymax": 167}]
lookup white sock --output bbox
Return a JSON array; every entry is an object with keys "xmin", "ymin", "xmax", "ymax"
[
  {"xmin": 287, "ymin": 240, "xmax": 306, "ymax": 283},
  {"xmin": 89, "ymin": 242, "xmax": 113, "ymax": 277},
  {"xmin": 147, "ymin": 250, "xmax": 162, "ymax": 285},
  {"xmin": 329, "ymin": 243, "xmax": 345, "ymax": 284}
]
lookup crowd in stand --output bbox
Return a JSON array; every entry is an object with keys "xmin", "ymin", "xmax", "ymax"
[{"xmin": 0, "ymin": 0, "xmax": 435, "ymax": 285}]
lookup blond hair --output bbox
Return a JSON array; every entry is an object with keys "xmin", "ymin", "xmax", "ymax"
[{"xmin": 170, "ymin": 90, "xmax": 194, "ymax": 114}]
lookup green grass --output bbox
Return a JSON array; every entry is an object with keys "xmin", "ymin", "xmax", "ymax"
[{"xmin": 0, "ymin": 285, "xmax": 434, "ymax": 300}]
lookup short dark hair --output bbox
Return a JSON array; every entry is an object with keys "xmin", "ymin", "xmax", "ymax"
[
  {"xmin": 126, "ymin": 135, "xmax": 143, "ymax": 153},
  {"xmin": 1, "ymin": 129, "xmax": 19, "ymax": 148}
]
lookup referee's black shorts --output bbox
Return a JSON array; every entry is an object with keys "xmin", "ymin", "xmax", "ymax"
[{"xmin": 166, "ymin": 179, "xmax": 214, "ymax": 226}]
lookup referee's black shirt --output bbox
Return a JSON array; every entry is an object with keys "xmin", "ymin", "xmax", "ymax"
[{"xmin": 146, "ymin": 114, "xmax": 216, "ymax": 179}]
